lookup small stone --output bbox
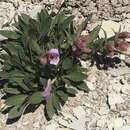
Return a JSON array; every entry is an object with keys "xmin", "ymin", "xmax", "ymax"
[
  {"xmin": 97, "ymin": 117, "xmax": 107, "ymax": 127},
  {"xmin": 120, "ymin": 54, "xmax": 126, "ymax": 60},
  {"xmin": 107, "ymin": 118, "xmax": 125, "ymax": 130},
  {"xmin": 98, "ymin": 106, "xmax": 110, "ymax": 115},
  {"xmin": 108, "ymin": 93, "xmax": 124, "ymax": 108},
  {"xmin": 85, "ymin": 81, "xmax": 95, "ymax": 91},
  {"xmin": 73, "ymin": 106, "xmax": 86, "ymax": 119},
  {"xmin": 119, "ymin": 111, "xmax": 127, "ymax": 117},
  {"xmin": 57, "ymin": 128, "xmax": 72, "ymax": 130},
  {"xmin": 45, "ymin": 123, "xmax": 59, "ymax": 130},
  {"xmin": 29, "ymin": 5, "xmax": 43, "ymax": 18},
  {"xmin": 99, "ymin": 20, "xmax": 122, "ymax": 38},
  {"xmin": 117, "ymin": 126, "xmax": 130, "ymax": 130},
  {"xmin": 121, "ymin": 83, "xmax": 130, "ymax": 95}
]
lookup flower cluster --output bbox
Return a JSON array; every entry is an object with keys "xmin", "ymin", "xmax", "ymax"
[
  {"xmin": 72, "ymin": 35, "xmax": 91, "ymax": 56},
  {"xmin": 105, "ymin": 32, "xmax": 130, "ymax": 56}
]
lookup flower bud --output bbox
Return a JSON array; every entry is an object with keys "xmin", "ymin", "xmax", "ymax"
[
  {"xmin": 118, "ymin": 32, "xmax": 130, "ymax": 39},
  {"xmin": 39, "ymin": 55, "xmax": 48, "ymax": 65},
  {"xmin": 115, "ymin": 39, "xmax": 129, "ymax": 52},
  {"xmin": 105, "ymin": 41, "xmax": 115, "ymax": 56},
  {"xmin": 83, "ymin": 48, "xmax": 92, "ymax": 54},
  {"xmin": 72, "ymin": 35, "xmax": 91, "ymax": 56}
]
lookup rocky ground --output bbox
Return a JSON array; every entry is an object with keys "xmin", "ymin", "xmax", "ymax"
[{"xmin": 0, "ymin": 0, "xmax": 130, "ymax": 130}]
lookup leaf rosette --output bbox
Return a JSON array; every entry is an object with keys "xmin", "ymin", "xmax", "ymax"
[{"xmin": 0, "ymin": 10, "xmax": 90, "ymax": 120}]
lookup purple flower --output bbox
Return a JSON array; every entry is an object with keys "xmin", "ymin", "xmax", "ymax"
[
  {"xmin": 48, "ymin": 49, "xmax": 60, "ymax": 65},
  {"xmin": 42, "ymin": 84, "xmax": 52, "ymax": 101}
]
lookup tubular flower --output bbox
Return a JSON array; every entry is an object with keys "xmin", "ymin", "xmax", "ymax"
[
  {"xmin": 42, "ymin": 79, "xmax": 52, "ymax": 101},
  {"xmin": 48, "ymin": 49, "xmax": 60, "ymax": 65}
]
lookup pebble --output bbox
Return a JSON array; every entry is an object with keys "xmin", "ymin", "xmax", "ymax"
[
  {"xmin": 73, "ymin": 106, "xmax": 86, "ymax": 119},
  {"xmin": 108, "ymin": 93, "xmax": 124, "ymax": 108},
  {"xmin": 107, "ymin": 118, "xmax": 125, "ymax": 130}
]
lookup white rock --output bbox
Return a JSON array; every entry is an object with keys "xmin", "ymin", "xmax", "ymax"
[
  {"xmin": 119, "ymin": 54, "xmax": 126, "ymax": 60},
  {"xmin": 97, "ymin": 118, "xmax": 107, "ymax": 127},
  {"xmin": 84, "ymin": 81, "xmax": 95, "ymax": 91},
  {"xmin": 46, "ymin": 123, "xmax": 59, "ymax": 130},
  {"xmin": 98, "ymin": 106, "xmax": 110, "ymax": 115},
  {"xmin": 29, "ymin": 5, "xmax": 43, "ymax": 18},
  {"xmin": 112, "ymin": 83, "xmax": 122, "ymax": 93},
  {"xmin": 121, "ymin": 83, "xmax": 130, "ymax": 95},
  {"xmin": 99, "ymin": 20, "xmax": 122, "ymax": 38},
  {"xmin": 57, "ymin": 128, "xmax": 72, "ymax": 130},
  {"xmin": 117, "ymin": 126, "xmax": 130, "ymax": 130},
  {"xmin": 58, "ymin": 116, "xmax": 87, "ymax": 130},
  {"xmin": 108, "ymin": 93, "xmax": 124, "ymax": 108},
  {"xmin": 107, "ymin": 118, "xmax": 125, "ymax": 130},
  {"xmin": 61, "ymin": 112, "xmax": 76, "ymax": 122},
  {"xmin": 68, "ymin": 117, "xmax": 86, "ymax": 130},
  {"xmin": 73, "ymin": 106, "xmax": 86, "ymax": 119}
]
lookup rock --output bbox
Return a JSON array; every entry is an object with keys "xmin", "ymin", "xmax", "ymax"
[
  {"xmin": 121, "ymin": 83, "xmax": 130, "ymax": 95},
  {"xmin": 98, "ymin": 106, "xmax": 110, "ymax": 115},
  {"xmin": 107, "ymin": 67, "xmax": 130, "ymax": 77},
  {"xmin": 97, "ymin": 117, "xmax": 107, "ymax": 127},
  {"xmin": 108, "ymin": 93, "xmax": 124, "ymax": 109},
  {"xmin": 85, "ymin": 81, "xmax": 95, "ymax": 91},
  {"xmin": 68, "ymin": 117, "xmax": 87, "ymax": 130},
  {"xmin": 99, "ymin": 20, "xmax": 122, "ymax": 38},
  {"xmin": 107, "ymin": 118, "xmax": 125, "ymax": 130},
  {"xmin": 45, "ymin": 123, "xmax": 59, "ymax": 130},
  {"xmin": 0, "ymin": 99, "xmax": 6, "ymax": 109},
  {"xmin": 58, "ymin": 116, "xmax": 87, "ymax": 130},
  {"xmin": 29, "ymin": 5, "xmax": 43, "ymax": 18},
  {"xmin": 73, "ymin": 106, "xmax": 86, "ymax": 119},
  {"xmin": 117, "ymin": 126, "xmax": 130, "ymax": 130},
  {"xmin": 57, "ymin": 128, "xmax": 72, "ymax": 130}
]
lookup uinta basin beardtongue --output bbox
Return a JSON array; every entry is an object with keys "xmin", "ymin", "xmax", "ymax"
[
  {"xmin": 48, "ymin": 48, "xmax": 60, "ymax": 65},
  {"xmin": 115, "ymin": 39, "xmax": 129, "ymax": 52},
  {"xmin": 72, "ymin": 35, "xmax": 91, "ymax": 56},
  {"xmin": 42, "ymin": 80, "xmax": 52, "ymax": 101}
]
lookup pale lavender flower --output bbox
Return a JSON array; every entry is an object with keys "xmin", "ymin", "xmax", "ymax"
[
  {"xmin": 48, "ymin": 49, "xmax": 60, "ymax": 65},
  {"xmin": 42, "ymin": 84, "xmax": 52, "ymax": 101}
]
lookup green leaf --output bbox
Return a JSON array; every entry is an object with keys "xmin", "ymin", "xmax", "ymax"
[
  {"xmin": 76, "ymin": 14, "xmax": 92, "ymax": 38},
  {"xmin": 3, "ymin": 87, "xmax": 20, "ymax": 94},
  {"xmin": 45, "ymin": 96, "xmax": 55, "ymax": 119},
  {"xmin": 62, "ymin": 16, "xmax": 74, "ymax": 31},
  {"xmin": 65, "ymin": 72, "xmax": 86, "ymax": 82},
  {"xmin": 66, "ymin": 87, "xmax": 77, "ymax": 96},
  {"xmin": 0, "ymin": 30, "xmax": 20, "ymax": 39},
  {"xmin": 56, "ymin": 90, "xmax": 68, "ymax": 102},
  {"xmin": 6, "ymin": 95, "xmax": 27, "ymax": 106},
  {"xmin": 62, "ymin": 57, "xmax": 73, "ymax": 70},
  {"xmin": 89, "ymin": 25, "xmax": 101, "ymax": 42},
  {"xmin": 21, "ymin": 13, "xmax": 31, "ymax": 24},
  {"xmin": 76, "ymin": 82, "xmax": 89, "ymax": 92},
  {"xmin": 28, "ymin": 91, "xmax": 43, "ymax": 105},
  {"xmin": 31, "ymin": 40, "xmax": 42, "ymax": 55},
  {"xmin": 38, "ymin": 9, "xmax": 52, "ymax": 39},
  {"xmin": 8, "ymin": 105, "xmax": 26, "ymax": 119},
  {"xmin": 52, "ymin": 94, "xmax": 61, "ymax": 111}
]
